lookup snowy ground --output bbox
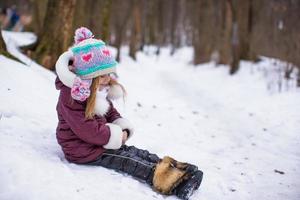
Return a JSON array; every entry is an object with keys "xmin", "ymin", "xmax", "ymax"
[{"xmin": 1, "ymin": 31, "xmax": 300, "ymax": 200}]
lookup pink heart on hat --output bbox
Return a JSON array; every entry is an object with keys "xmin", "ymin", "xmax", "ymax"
[
  {"xmin": 102, "ymin": 49, "xmax": 110, "ymax": 56},
  {"xmin": 81, "ymin": 53, "xmax": 93, "ymax": 62}
]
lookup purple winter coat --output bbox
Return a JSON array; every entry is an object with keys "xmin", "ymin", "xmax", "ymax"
[{"xmin": 55, "ymin": 77, "xmax": 122, "ymax": 164}]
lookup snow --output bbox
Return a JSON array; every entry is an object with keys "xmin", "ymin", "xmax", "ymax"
[{"xmin": 1, "ymin": 31, "xmax": 300, "ymax": 200}]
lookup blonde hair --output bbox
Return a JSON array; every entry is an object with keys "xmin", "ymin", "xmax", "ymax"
[{"xmin": 85, "ymin": 76, "xmax": 126, "ymax": 119}]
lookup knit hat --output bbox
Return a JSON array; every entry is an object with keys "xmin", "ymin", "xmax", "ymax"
[
  {"xmin": 59, "ymin": 27, "xmax": 118, "ymax": 101},
  {"xmin": 72, "ymin": 27, "xmax": 118, "ymax": 79}
]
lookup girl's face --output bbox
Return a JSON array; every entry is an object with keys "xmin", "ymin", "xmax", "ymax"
[{"xmin": 98, "ymin": 74, "xmax": 111, "ymax": 88}]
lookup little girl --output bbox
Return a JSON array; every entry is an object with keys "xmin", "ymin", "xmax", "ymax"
[{"xmin": 55, "ymin": 27, "xmax": 203, "ymax": 200}]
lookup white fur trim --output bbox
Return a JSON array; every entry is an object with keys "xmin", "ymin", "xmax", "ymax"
[
  {"xmin": 112, "ymin": 118, "xmax": 134, "ymax": 139},
  {"xmin": 103, "ymin": 123, "xmax": 123, "ymax": 149},
  {"xmin": 94, "ymin": 90, "xmax": 110, "ymax": 116},
  {"xmin": 55, "ymin": 50, "xmax": 76, "ymax": 88},
  {"xmin": 107, "ymin": 84, "xmax": 123, "ymax": 100}
]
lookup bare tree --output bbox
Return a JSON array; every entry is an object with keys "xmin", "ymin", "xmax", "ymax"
[
  {"xmin": 192, "ymin": 0, "xmax": 217, "ymax": 64},
  {"xmin": 129, "ymin": 0, "xmax": 142, "ymax": 60},
  {"xmin": 25, "ymin": 0, "xmax": 48, "ymax": 34},
  {"xmin": 72, "ymin": 0, "xmax": 92, "ymax": 31},
  {"xmin": 170, "ymin": 0, "xmax": 179, "ymax": 55},
  {"xmin": 100, "ymin": 0, "xmax": 112, "ymax": 43},
  {"xmin": 34, "ymin": 0, "xmax": 76, "ymax": 70},
  {"xmin": 112, "ymin": 0, "xmax": 133, "ymax": 62}
]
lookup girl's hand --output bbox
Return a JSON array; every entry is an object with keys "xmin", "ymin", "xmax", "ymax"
[{"xmin": 122, "ymin": 131, "xmax": 128, "ymax": 144}]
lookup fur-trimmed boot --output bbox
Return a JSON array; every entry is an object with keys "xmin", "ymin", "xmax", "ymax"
[{"xmin": 152, "ymin": 156, "xmax": 203, "ymax": 199}]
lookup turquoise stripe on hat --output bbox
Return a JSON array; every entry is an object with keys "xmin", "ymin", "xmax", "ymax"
[
  {"xmin": 76, "ymin": 61, "xmax": 118, "ymax": 76},
  {"xmin": 72, "ymin": 42, "xmax": 105, "ymax": 54}
]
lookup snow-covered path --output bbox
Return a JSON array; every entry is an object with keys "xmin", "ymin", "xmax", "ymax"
[{"xmin": 1, "ymin": 32, "xmax": 300, "ymax": 200}]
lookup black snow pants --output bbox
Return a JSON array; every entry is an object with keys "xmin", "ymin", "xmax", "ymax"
[
  {"xmin": 86, "ymin": 145, "xmax": 160, "ymax": 186},
  {"xmin": 85, "ymin": 145, "xmax": 203, "ymax": 200}
]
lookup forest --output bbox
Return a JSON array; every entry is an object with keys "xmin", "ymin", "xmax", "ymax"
[{"xmin": 0, "ymin": 0, "xmax": 299, "ymax": 84}]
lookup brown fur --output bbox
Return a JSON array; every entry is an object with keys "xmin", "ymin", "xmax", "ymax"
[{"xmin": 153, "ymin": 156, "xmax": 189, "ymax": 195}]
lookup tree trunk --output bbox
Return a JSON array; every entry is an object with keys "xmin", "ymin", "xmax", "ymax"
[
  {"xmin": 101, "ymin": 0, "xmax": 112, "ymax": 43},
  {"xmin": 170, "ymin": 0, "xmax": 179, "ymax": 55},
  {"xmin": 147, "ymin": 0, "xmax": 157, "ymax": 45},
  {"xmin": 155, "ymin": 0, "xmax": 165, "ymax": 55},
  {"xmin": 193, "ymin": 0, "xmax": 216, "ymax": 65},
  {"xmin": 219, "ymin": 0, "xmax": 233, "ymax": 65},
  {"xmin": 114, "ymin": 0, "xmax": 133, "ymax": 62},
  {"xmin": 21, "ymin": 0, "xmax": 48, "ymax": 53},
  {"xmin": 73, "ymin": 0, "xmax": 92, "ymax": 30},
  {"xmin": 236, "ymin": 0, "xmax": 251, "ymax": 60},
  {"xmin": 25, "ymin": 0, "xmax": 48, "ymax": 34},
  {"xmin": 129, "ymin": 0, "xmax": 141, "ymax": 60},
  {"xmin": 34, "ymin": 0, "xmax": 76, "ymax": 70},
  {"xmin": 139, "ymin": 0, "xmax": 147, "ymax": 51},
  {"xmin": 88, "ymin": 0, "xmax": 102, "ymax": 36},
  {"xmin": 227, "ymin": 0, "xmax": 240, "ymax": 74}
]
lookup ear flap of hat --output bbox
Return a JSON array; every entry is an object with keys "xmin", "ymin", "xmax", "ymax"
[
  {"xmin": 71, "ymin": 77, "xmax": 92, "ymax": 101},
  {"xmin": 55, "ymin": 50, "xmax": 76, "ymax": 88}
]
